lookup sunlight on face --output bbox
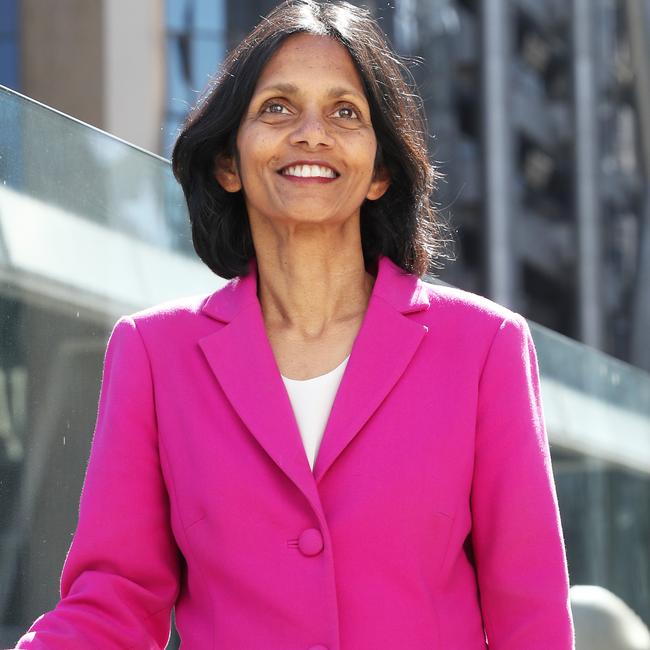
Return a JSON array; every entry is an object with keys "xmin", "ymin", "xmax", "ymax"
[{"xmin": 216, "ymin": 32, "xmax": 390, "ymax": 230}]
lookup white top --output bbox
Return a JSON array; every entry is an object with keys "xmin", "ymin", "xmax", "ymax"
[{"xmin": 281, "ymin": 355, "xmax": 350, "ymax": 472}]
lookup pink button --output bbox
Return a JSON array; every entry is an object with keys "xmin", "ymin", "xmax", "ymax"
[{"xmin": 298, "ymin": 528, "xmax": 324, "ymax": 556}]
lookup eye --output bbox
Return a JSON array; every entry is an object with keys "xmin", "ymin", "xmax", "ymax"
[
  {"xmin": 334, "ymin": 104, "xmax": 359, "ymax": 120},
  {"xmin": 261, "ymin": 101, "xmax": 290, "ymax": 115}
]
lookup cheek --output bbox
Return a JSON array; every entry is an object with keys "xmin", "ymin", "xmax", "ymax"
[
  {"xmin": 242, "ymin": 141, "xmax": 277, "ymax": 180},
  {"xmin": 348, "ymin": 131, "xmax": 378, "ymax": 167}
]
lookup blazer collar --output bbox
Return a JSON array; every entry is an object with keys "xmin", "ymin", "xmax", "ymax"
[
  {"xmin": 198, "ymin": 254, "xmax": 431, "ymax": 515},
  {"xmin": 201, "ymin": 254, "xmax": 431, "ymax": 323}
]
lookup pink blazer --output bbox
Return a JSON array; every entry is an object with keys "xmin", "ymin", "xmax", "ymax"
[{"xmin": 15, "ymin": 254, "xmax": 575, "ymax": 649}]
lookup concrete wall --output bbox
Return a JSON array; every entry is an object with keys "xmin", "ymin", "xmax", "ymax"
[{"xmin": 19, "ymin": 0, "xmax": 165, "ymax": 155}]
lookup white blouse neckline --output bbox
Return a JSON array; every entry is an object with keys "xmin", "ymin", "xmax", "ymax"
[{"xmin": 281, "ymin": 354, "xmax": 351, "ymax": 383}]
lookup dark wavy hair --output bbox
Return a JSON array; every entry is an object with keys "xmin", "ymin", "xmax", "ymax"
[{"xmin": 171, "ymin": 0, "xmax": 455, "ymax": 279}]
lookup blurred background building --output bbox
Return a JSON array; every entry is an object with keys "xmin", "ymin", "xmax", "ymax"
[{"xmin": 1, "ymin": 0, "xmax": 649, "ymax": 648}]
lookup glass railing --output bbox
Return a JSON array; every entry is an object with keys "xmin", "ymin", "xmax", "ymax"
[
  {"xmin": 1, "ymin": 83, "xmax": 649, "ymax": 648},
  {"xmin": 530, "ymin": 322, "xmax": 650, "ymax": 630},
  {"xmin": 0, "ymin": 84, "xmax": 223, "ymax": 316},
  {"xmin": 532, "ymin": 322, "xmax": 650, "ymax": 473}
]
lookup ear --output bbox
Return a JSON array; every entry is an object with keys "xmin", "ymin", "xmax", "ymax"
[
  {"xmin": 366, "ymin": 163, "xmax": 391, "ymax": 201},
  {"xmin": 214, "ymin": 152, "xmax": 242, "ymax": 193}
]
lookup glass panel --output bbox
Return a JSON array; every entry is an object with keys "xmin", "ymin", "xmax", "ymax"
[
  {"xmin": 0, "ymin": 86, "xmax": 194, "ymax": 254},
  {"xmin": 530, "ymin": 320, "xmax": 650, "ymax": 623},
  {"xmin": 532, "ymin": 321, "xmax": 650, "ymax": 472},
  {"xmin": 531, "ymin": 324, "xmax": 650, "ymax": 625}
]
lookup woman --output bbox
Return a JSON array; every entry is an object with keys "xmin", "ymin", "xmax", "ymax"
[{"xmin": 14, "ymin": 0, "xmax": 575, "ymax": 648}]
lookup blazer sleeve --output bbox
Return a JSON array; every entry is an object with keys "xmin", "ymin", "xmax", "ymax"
[
  {"xmin": 471, "ymin": 313, "xmax": 575, "ymax": 649},
  {"xmin": 14, "ymin": 316, "xmax": 181, "ymax": 650}
]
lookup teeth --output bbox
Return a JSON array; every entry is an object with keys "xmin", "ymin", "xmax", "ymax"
[{"xmin": 281, "ymin": 164, "xmax": 337, "ymax": 178}]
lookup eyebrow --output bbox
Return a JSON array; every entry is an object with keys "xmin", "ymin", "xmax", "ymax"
[{"xmin": 255, "ymin": 82, "xmax": 365, "ymax": 101}]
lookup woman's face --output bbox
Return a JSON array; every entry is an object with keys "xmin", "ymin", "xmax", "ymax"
[{"xmin": 215, "ymin": 32, "xmax": 390, "ymax": 229}]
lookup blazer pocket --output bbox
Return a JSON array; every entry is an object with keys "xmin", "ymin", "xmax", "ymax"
[{"xmin": 433, "ymin": 510, "xmax": 456, "ymax": 576}]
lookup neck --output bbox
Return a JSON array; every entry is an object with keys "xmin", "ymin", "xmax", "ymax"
[{"xmin": 255, "ymin": 250, "xmax": 375, "ymax": 339}]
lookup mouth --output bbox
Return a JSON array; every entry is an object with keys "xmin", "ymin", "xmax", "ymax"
[
  {"xmin": 277, "ymin": 172, "xmax": 339, "ymax": 185},
  {"xmin": 277, "ymin": 163, "xmax": 340, "ymax": 180}
]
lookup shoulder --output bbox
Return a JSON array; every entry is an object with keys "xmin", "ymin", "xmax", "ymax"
[
  {"xmin": 128, "ymin": 292, "xmax": 211, "ymax": 324},
  {"xmin": 419, "ymin": 278, "xmax": 526, "ymax": 333},
  {"xmin": 110, "ymin": 291, "xmax": 216, "ymax": 346},
  {"xmin": 416, "ymin": 279, "xmax": 535, "ymax": 375}
]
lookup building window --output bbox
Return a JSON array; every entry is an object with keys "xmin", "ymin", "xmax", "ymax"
[
  {"xmin": 0, "ymin": 0, "xmax": 20, "ymax": 90},
  {"xmin": 163, "ymin": 0, "xmax": 227, "ymax": 159}
]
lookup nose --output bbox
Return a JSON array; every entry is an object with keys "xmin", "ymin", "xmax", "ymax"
[{"xmin": 288, "ymin": 109, "xmax": 335, "ymax": 149}]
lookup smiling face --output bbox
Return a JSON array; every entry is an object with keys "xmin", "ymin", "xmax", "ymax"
[{"xmin": 214, "ymin": 32, "xmax": 390, "ymax": 231}]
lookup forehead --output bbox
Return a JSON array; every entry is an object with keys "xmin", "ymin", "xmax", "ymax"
[{"xmin": 253, "ymin": 32, "xmax": 366, "ymax": 95}]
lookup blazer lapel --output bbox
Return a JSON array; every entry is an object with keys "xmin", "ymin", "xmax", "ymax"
[{"xmin": 198, "ymin": 255, "xmax": 431, "ymax": 505}]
